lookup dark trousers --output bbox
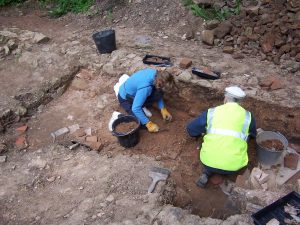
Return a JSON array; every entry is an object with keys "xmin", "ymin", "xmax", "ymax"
[
  {"xmin": 203, "ymin": 164, "xmax": 238, "ymax": 176},
  {"xmin": 117, "ymin": 88, "xmax": 163, "ymax": 116}
]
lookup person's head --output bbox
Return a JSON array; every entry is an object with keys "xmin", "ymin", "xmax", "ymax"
[
  {"xmin": 224, "ymin": 86, "xmax": 246, "ymax": 104},
  {"xmin": 155, "ymin": 69, "xmax": 173, "ymax": 90}
]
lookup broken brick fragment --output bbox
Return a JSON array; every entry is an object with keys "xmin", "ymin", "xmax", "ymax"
[
  {"xmin": 15, "ymin": 136, "xmax": 28, "ymax": 150},
  {"xmin": 86, "ymin": 136, "xmax": 98, "ymax": 143},
  {"xmin": 259, "ymin": 75, "xmax": 284, "ymax": 90},
  {"xmin": 73, "ymin": 128, "xmax": 86, "ymax": 138},
  {"xmin": 16, "ymin": 125, "xmax": 28, "ymax": 133},
  {"xmin": 86, "ymin": 141, "xmax": 103, "ymax": 151},
  {"xmin": 179, "ymin": 58, "xmax": 192, "ymax": 69},
  {"xmin": 235, "ymin": 175, "xmax": 248, "ymax": 188},
  {"xmin": 284, "ymin": 153, "xmax": 299, "ymax": 170}
]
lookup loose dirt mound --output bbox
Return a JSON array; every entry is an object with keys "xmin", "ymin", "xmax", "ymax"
[
  {"xmin": 260, "ymin": 139, "xmax": 284, "ymax": 151},
  {"xmin": 115, "ymin": 121, "xmax": 138, "ymax": 133}
]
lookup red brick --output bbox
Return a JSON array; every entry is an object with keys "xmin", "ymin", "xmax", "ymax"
[
  {"xmin": 261, "ymin": 42, "xmax": 273, "ymax": 53},
  {"xmin": 284, "ymin": 153, "xmax": 299, "ymax": 170},
  {"xmin": 259, "ymin": 75, "xmax": 284, "ymax": 90},
  {"xmin": 259, "ymin": 76, "xmax": 274, "ymax": 87},
  {"xmin": 86, "ymin": 142, "xmax": 103, "ymax": 151},
  {"xmin": 290, "ymin": 143, "xmax": 300, "ymax": 154},
  {"xmin": 179, "ymin": 58, "xmax": 192, "ymax": 69},
  {"xmin": 15, "ymin": 136, "xmax": 27, "ymax": 149},
  {"xmin": 209, "ymin": 174, "xmax": 223, "ymax": 185},
  {"xmin": 270, "ymin": 78, "xmax": 284, "ymax": 90},
  {"xmin": 86, "ymin": 136, "xmax": 98, "ymax": 143},
  {"xmin": 16, "ymin": 125, "xmax": 28, "ymax": 133},
  {"xmin": 73, "ymin": 128, "xmax": 86, "ymax": 138},
  {"xmin": 235, "ymin": 175, "xmax": 248, "ymax": 188}
]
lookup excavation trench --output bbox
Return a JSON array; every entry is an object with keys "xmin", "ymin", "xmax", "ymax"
[
  {"xmin": 118, "ymin": 82, "xmax": 300, "ymax": 219},
  {"xmin": 6, "ymin": 71, "xmax": 299, "ymax": 220}
]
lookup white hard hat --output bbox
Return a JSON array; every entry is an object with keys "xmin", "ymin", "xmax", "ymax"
[{"xmin": 225, "ymin": 86, "xmax": 246, "ymax": 99}]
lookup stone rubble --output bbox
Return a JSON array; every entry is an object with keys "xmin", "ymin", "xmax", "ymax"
[{"xmin": 200, "ymin": 1, "xmax": 300, "ymax": 72}]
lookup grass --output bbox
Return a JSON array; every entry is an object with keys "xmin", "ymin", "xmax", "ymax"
[
  {"xmin": 0, "ymin": 0, "xmax": 24, "ymax": 6},
  {"xmin": 1, "ymin": 0, "xmax": 95, "ymax": 17},
  {"xmin": 42, "ymin": 0, "xmax": 95, "ymax": 17},
  {"xmin": 182, "ymin": 0, "xmax": 241, "ymax": 21}
]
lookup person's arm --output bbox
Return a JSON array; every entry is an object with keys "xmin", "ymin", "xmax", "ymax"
[
  {"xmin": 186, "ymin": 111, "xmax": 208, "ymax": 137},
  {"xmin": 248, "ymin": 114, "xmax": 257, "ymax": 138},
  {"xmin": 132, "ymin": 87, "xmax": 152, "ymax": 125}
]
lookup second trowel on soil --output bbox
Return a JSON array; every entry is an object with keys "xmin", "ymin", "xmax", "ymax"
[{"xmin": 148, "ymin": 167, "xmax": 171, "ymax": 193}]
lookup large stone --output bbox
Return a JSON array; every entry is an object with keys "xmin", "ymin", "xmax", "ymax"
[
  {"xmin": 176, "ymin": 71, "xmax": 192, "ymax": 83},
  {"xmin": 296, "ymin": 11, "xmax": 300, "ymax": 21},
  {"xmin": 0, "ymin": 143, "xmax": 7, "ymax": 154},
  {"xmin": 260, "ymin": 14, "xmax": 275, "ymax": 25},
  {"xmin": 33, "ymin": 32, "xmax": 50, "ymax": 44},
  {"xmin": 214, "ymin": 21, "xmax": 233, "ymax": 39},
  {"xmin": 295, "ymin": 53, "xmax": 300, "ymax": 62},
  {"xmin": 204, "ymin": 20, "xmax": 220, "ymax": 30},
  {"xmin": 0, "ymin": 155, "xmax": 7, "ymax": 163},
  {"xmin": 201, "ymin": 30, "xmax": 214, "ymax": 45},
  {"xmin": 102, "ymin": 63, "xmax": 114, "ymax": 75},
  {"xmin": 278, "ymin": 44, "xmax": 291, "ymax": 56},
  {"xmin": 261, "ymin": 33, "xmax": 275, "ymax": 53},
  {"xmin": 223, "ymin": 46, "xmax": 234, "ymax": 54},
  {"xmin": 288, "ymin": 0, "xmax": 300, "ymax": 8}
]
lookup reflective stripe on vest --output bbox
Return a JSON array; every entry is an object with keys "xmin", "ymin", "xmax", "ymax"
[{"xmin": 207, "ymin": 109, "xmax": 251, "ymax": 141}]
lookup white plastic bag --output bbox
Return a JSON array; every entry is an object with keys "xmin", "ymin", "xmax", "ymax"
[{"xmin": 114, "ymin": 74, "xmax": 129, "ymax": 97}]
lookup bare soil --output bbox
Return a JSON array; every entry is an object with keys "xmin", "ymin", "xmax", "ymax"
[
  {"xmin": 260, "ymin": 139, "xmax": 284, "ymax": 152},
  {"xmin": 0, "ymin": 1, "xmax": 299, "ymax": 224},
  {"xmin": 115, "ymin": 121, "xmax": 138, "ymax": 134}
]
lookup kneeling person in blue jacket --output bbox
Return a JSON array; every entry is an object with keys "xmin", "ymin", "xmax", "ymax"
[{"xmin": 118, "ymin": 68, "xmax": 172, "ymax": 132}]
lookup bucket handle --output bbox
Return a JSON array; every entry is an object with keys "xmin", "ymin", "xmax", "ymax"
[{"xmin": 276, "ymin": 131, "xmax": 288, "ymax": 149}]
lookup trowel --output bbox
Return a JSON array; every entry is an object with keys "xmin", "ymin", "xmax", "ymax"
[{"xmin": 148, "ymin": 167, "xmax": 171, "ymax": 193}]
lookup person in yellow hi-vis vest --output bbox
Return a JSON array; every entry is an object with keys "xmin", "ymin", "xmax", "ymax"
[{"xmin": 187, "ymin": 86, "xmax": 257, "ymax": 188}]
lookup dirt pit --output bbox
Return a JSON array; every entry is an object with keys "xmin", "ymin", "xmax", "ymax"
[
  {"xmin": 18, "ymin": 74, "xmax": 259, "ymax": 220},
  {"xmin": 260, "ymin": 139, "xmax": 284, "ymax": 151},
  {"xmin": 115, "ymin": 121, "xmax": 139, "ymax": 134}
]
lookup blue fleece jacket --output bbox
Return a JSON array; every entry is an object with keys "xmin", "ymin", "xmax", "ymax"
[{"xmin": 119, "ymin": 68, "xmax": 165, "ymax": 124}]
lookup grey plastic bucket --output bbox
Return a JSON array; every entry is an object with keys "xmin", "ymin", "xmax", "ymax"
[{"xmin": 256, "ymin": 131, "xmax": 288, "ymax": 165}]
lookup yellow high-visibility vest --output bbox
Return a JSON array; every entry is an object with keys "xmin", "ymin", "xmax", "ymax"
[{"xmin": 200, "ymin": 102, "xmax": 251, "ymax": 171}]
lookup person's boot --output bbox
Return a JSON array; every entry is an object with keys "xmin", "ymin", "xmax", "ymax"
[{"xmin": 196, "ymin": 173, "xmax": 208, "ymax": 188}]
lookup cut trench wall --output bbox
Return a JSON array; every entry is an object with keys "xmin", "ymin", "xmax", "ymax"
[
  {"xmin": 166, "ymin": 80, "xmax": 300, "ymax": 140},
  {"xmin": 0, "ymin": 65, "xmax": 80, "ymax": 133}
]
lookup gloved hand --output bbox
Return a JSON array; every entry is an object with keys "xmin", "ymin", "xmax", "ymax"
[
  {"xmin": 145, "ymin": 121, "xmax": 159, "ymax": 133},
  {"xmin": 161, "ymin": 108, "xmax": 172, "ymax": 122}
]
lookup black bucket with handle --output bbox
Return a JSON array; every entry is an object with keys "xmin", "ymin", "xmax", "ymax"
[
  {"xmin": 92, "ymin": 29, "xmax": 116, "ymax": 54},
  {"xmin": 112, "ymin": 115, "xmax": 140, "ymax": 148}
]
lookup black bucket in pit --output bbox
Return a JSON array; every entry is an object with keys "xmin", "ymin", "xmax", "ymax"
[
  {"xmin": 92, "ymin": 29, "xmax": 116, "ymax": 54},
  {"xmin": 112, "ymin": 115, "xmax": 140, "ymax": 148}
]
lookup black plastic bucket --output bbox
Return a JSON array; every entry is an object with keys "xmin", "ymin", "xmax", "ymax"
[
  {"xmin": 92, "ymin": 29, "xmax": 116, "ymax": 54},
  {"xmin": 112, "ymin": 115, "xmax": 140, "ymax": 148}
]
